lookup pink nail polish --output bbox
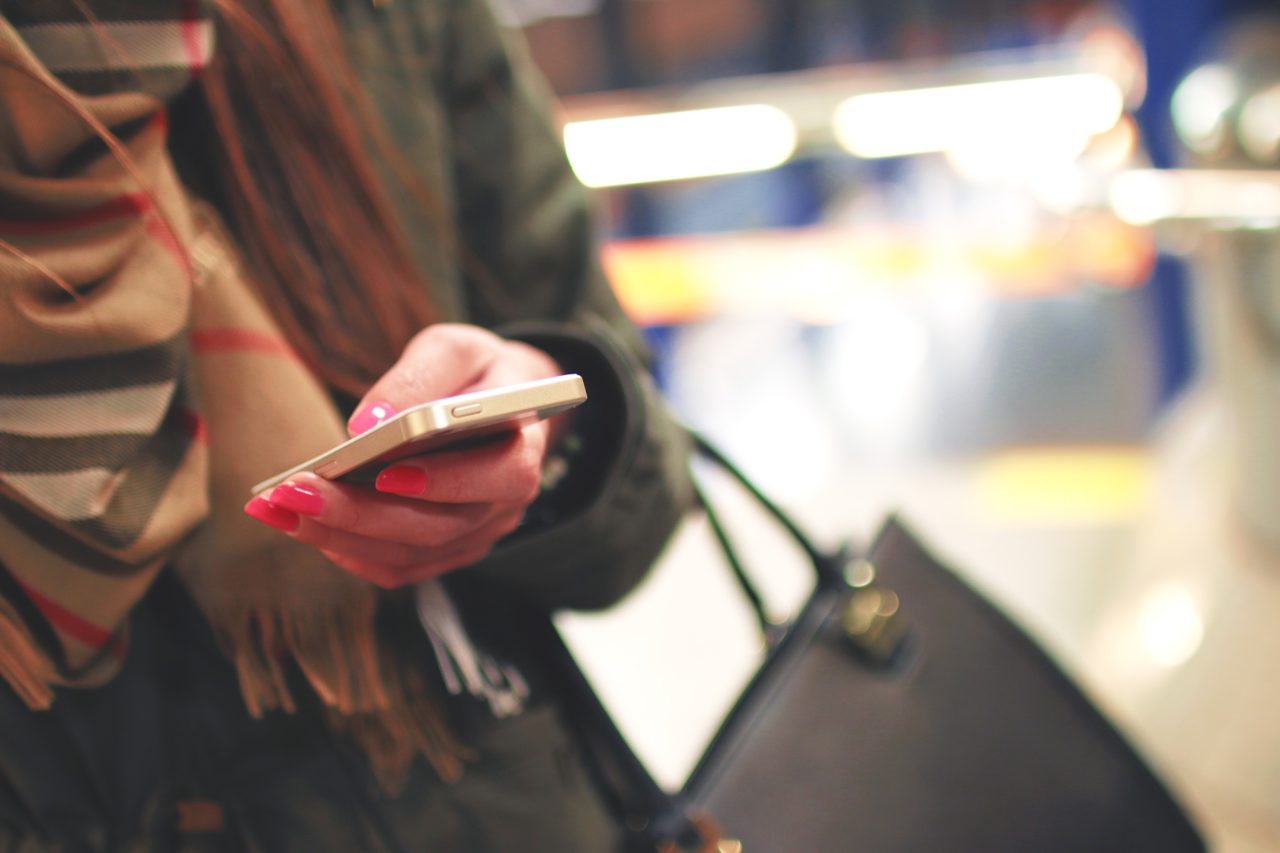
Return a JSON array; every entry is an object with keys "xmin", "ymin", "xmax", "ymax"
[
  {"xmin": 268, "ymin": 483, "xmax": 324, "ymax": 516},
  {"xmin": 349, "ymin": 401, "xmax": 397, "ymax": 435},
  {"xmin": 376, "ymin": 466, "xmax": 427, "ymax": 496},
  {"xmin": 244, "ymin": 496, "xmax": 300, "ymax": 532}
]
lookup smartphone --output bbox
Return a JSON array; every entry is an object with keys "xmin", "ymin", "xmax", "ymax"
[{"xmin": 250, "ymin": 373, "xmax": 587, "ymax": 494}]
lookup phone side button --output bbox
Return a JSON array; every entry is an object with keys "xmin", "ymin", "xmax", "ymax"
[
  {"xmin": 451, "ymin": 403, "xmax": 483, "ymax": 417},
  {"xmin": 315, "ymin": 461, "xmax": 341, "ymax": 478}
]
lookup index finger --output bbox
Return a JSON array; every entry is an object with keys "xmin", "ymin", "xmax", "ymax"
[{"xmin": 348, "ymin": 325, "xmax": 503, "ymax": 436}]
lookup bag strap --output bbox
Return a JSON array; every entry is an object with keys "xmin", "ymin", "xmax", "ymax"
[
  {"xmin": 690, "ymin": 434, "xmax": 839, "ymax": 584},
  {"xmin": 531, "ymin": 612, "xmax": 721, "ymax": 852},
  {"xmin": 537, "ymin": 431, "xmax": 844, "ymax": 851}
]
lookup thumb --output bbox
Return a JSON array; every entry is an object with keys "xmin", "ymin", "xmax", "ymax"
[{"xmin": 346, "ymin": 324, "xmax": 504, "ymax": 436}]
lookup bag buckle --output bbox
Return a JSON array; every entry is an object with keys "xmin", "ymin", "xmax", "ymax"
[{"xmin": 841, "ymin": 558, "xmax": 907, "ymax": 666}]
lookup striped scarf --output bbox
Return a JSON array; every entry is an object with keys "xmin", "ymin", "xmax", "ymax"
[{"xmin": 0, "ymin": 2, "xmax": 505, "ymax": 790}]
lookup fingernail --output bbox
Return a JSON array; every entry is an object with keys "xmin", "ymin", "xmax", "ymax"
[
  {"xmin": 349, "ymin": 401, "xmax": 397, "ymax": 435},
  {"xmin": 268, "ymin": 482, "xmax": 324, "ymax": 516},
  {"xmin": 376, "ymin": 466, "xmax": 427, "ymax": 496},
  {"xmin": 244, "ymin": 496, "xmax": 300, "ymax": 532}
]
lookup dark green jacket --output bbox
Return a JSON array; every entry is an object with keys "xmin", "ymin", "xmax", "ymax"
[
  {"xmin": 335, "ymin": 0, "xmax": 692, "ymax": 614},
  {"xmin": 0, "ymin": 0, "xmax": 692, "ymax": 849}
]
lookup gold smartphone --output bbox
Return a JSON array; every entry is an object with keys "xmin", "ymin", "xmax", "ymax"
[{"xmin": 250, "ymin": 373, "xmax": 587, "ymax": 494}]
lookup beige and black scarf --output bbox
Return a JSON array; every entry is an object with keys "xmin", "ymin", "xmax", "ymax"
[{"xmin": 0, "ymin": 3, "xmax": 518, "ymax": 790}]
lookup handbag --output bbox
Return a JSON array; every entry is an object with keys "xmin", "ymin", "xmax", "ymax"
[{"xmin": 533, "ymin": 434, "xmax": 1206, "ymax": 852}]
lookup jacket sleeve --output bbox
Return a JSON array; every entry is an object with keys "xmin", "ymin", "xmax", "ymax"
[{"xmin": 436, "ymin": 0, "xmax": 695, "ymax": 610}]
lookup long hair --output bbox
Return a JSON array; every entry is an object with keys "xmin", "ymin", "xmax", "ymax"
[{"xmin": 192, "ymin": 0, "xmax": 439, "ymax": 396}]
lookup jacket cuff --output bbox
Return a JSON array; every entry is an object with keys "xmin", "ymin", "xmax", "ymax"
[
  {"xmin": 470, "ymin": 318, "xmax": 689, "ymax": 610},
  {"xmin": 495, "ymin": 319, "xmax": 637, "ymax": 528}
]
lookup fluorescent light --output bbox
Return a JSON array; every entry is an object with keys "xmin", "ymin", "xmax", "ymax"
[
  {"xmin": 563, "ymin": 104, "xmax": 797, "ymax": 188},
  {"xmin": 1109, "ymin": 169, "xmax": 1280, "ymax": 224},
  {"xmin": 1108, "ymin": 170, "xmax": 1182, "ymax": 225},
  {"xmin": 946, "ymin": 133, "xmax": 1091, "ymax": 182},
  {"xmin": 496, "ymin": 0, "xmax": 599, "ymax": 26},
  {"xmin": 832, "ymin": 73, "xmax": 1124, "ymax": 159}
]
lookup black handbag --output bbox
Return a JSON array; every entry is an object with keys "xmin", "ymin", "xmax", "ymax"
[{"xmin": 535, "ymin": 435, "xmax": 1206, "ymax": 852}]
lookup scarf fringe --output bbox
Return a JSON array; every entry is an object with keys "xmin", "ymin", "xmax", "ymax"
[
  {"xmin": 0, "ymin": 603, "xmax": 54, "ymax": 710},
  {"xmin": 220, "ymin": 594, "xmax": 472, "ymax": 793},
  {"xmin": 325, "ymin": 663, "xmax": 476, "ymax": 794}
]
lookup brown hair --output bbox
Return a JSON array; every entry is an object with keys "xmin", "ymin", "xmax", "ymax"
[{"xmin": 196, "ymin": 0, "xmax": 438, "ymax": 396}]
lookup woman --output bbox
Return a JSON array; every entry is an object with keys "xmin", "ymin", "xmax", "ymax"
[{"xmin": 0, "ymin": 0, "xmax": 692, "ymax": 849}]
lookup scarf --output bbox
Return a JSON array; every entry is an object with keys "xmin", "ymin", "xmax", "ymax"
[{"xmin": 0, "ymin": 5, "xmax": 521, "ymax": 791}]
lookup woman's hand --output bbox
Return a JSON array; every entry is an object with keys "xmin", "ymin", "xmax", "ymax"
[{"xmin": 244, "ymin": 324, "xmax": 564, "ymax": 587}]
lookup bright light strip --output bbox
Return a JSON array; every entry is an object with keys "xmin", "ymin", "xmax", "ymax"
[
  {"xmin": 1109, "ymin": 169, "xmax": 1280, "ymax": 224},
  {"xmin": 563, "ymin": 104, "xmax": 797, "ymax": 188},
  {"xmin": 832, "ymin": 73, "xmax": 1124, "ymax": 159}
]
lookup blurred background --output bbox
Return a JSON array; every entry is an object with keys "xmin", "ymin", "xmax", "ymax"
[{"xmin": 498, "ymin": 0, "xmax": 1280, "ymax": 849}]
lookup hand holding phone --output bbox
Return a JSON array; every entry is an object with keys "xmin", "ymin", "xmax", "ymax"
[
  {"xmin": 243, "ymin": 324, "xmax": 582, "ymax": 587},
  {"xmin": 250, "ymin": 373, "xmax": 586, "ymax": 494}
]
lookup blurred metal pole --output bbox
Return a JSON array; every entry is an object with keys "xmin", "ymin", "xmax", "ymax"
[
  {"xmin": 598, "ymin": 0, "xmax": 640, "ymax": 89},
  {"xmin": 1122, "ymin": 0, "xmax": 1219, "ymax": 405},
  {"xmin": 762, "ymin": 0, "xmax": 805, "ymax": 73},
  {"xmin": 1198, "ymin": 227, "xmax": 1280, "ymax": 550},
  {"xmin": 1122, "ymin": 0, "xmax": 1278, "ymax": 407},
  {"xmin": 595, "ymin": 0, "xmax": 660, "ymax": 237},
  {"xmin": 1167, "ymin": 11, "xmax": 1280, "ymax": 551},
  {"xmin": 1123, "ymin": 0, "xmax": 1217, "ymax": 169}
]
